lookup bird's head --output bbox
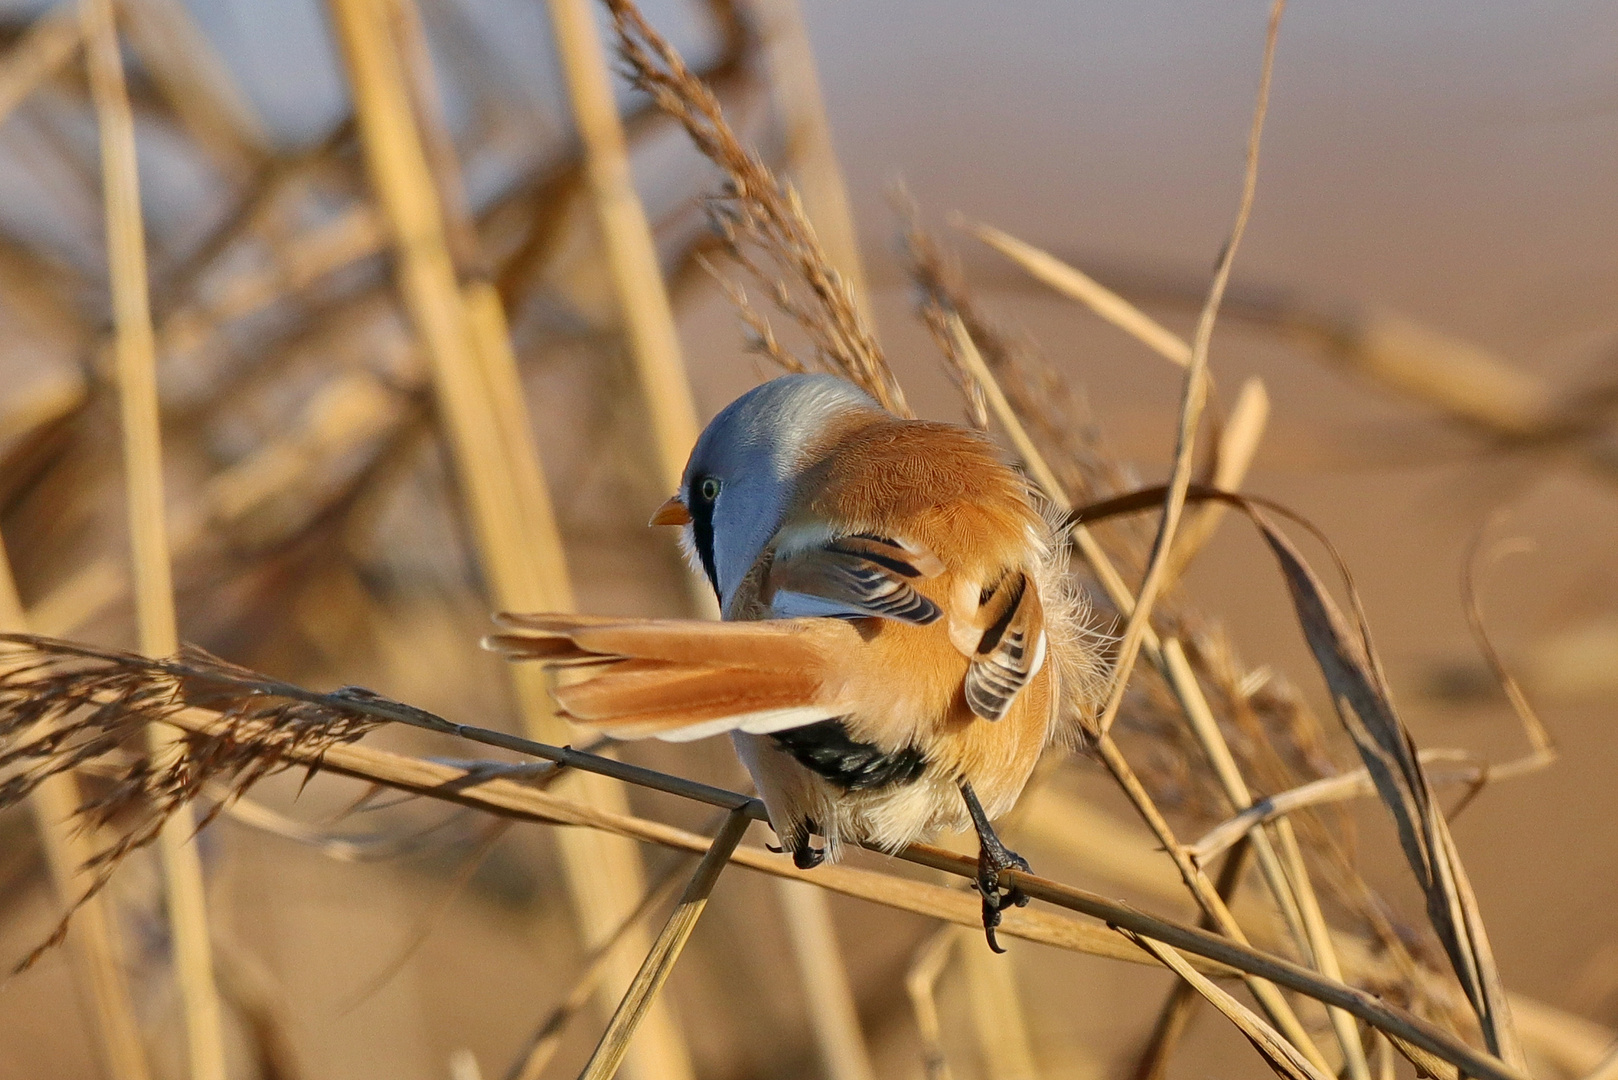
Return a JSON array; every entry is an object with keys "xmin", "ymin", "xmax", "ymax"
[{"xmin": 650, "ymin": 373, "xmax": 882, "ymax": 609}]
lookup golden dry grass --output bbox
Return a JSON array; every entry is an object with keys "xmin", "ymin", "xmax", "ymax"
[{"xmin": 0, "ymin": 2, "xmax": 1612, "ymax": 1080}]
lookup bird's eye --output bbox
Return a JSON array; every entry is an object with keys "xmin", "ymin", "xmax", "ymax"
[{"xmin": 698, "ymin": 477, "xmax": 721, "ymax": 502}]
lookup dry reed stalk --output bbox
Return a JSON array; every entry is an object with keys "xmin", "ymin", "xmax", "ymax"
[
  {"xmin": 949, "ymin": 310, "xmax": 1330, "ymax": 1070},
  {"xmin": 1091, "ymin": 0, "xmax": 1283, "ymax": 740},
  {"xmin": 754, "ymin": 0, "xmax": 873, "ymax": 316},
  {"xmin": 1338, "ymin": 312, "xmax": 1556, "ymax": 439},
  {"xmin": 80, "ymin": 2, "xmax": 229, "ymax": 1077},
  {"xmin": 1126, "ymin": 931, "xmax": 1331, "ymax": 1080},
  {"xmin": 0, "ymin": 2, "xmax": 81, "ymax": 129},
  {"xmin": 961, "ymin": 930, "xmax": 1041, "ymax": 1080},
  {"xmin": 156, "ymin": 207, "xmax": 388, "ymax": 362},
  {"xmin": 115, "ymin": 0, "xmax": 270, "ymax": 173},
  {"xmin": 0, "ymin": 642, "xmax": 1537, "ymax": 1080},
  {"xmin": 906, "ymin": 928, "xmax": 958, "ymax": 1080},
  {"xmin": 775, "ymin": 878, "xmax": 877, "ymax": 1080},
  {"xmin": 1131, "ymin": 835, "xmax": 1252, "ymax": 1080},
  {"xmin": 1, "ymin": 543, "xmax": 150, "ymax": 1080},
  {"xmin": 507, "ymin": 861, "xmax": 690, "ymax": 1080},
  {"xmin": 965, "ymin": 220, "xmax": 1193, "ymax": 368},
  {"xmin": 1163, "ymin": 376, "xmax": 1269, "ymax": 586},
  {"xmin": 544, "ymin": 0, "xmax": 703, "ymax": 502},
  {"xmin": 381, "ymin": 0, "xmax": 575, "ymax": 608},
  {"xmin": 576, "ymin": 809, "xmax": 752, "ymax": 1080},
  {"xmin": 323, "ymin": 6, "xmax": 693, "ymax": 1078},
  {"xmin": 27, "ymin": 775, "xmax": 154, "ymax": 1080},
  {"xmin": 751, "ymin": 9, "xmax": 918, "ymax": 1070},
  {"xmin": 1188, "ymin": 748, "xmax": 1536, "ymax": 862}
]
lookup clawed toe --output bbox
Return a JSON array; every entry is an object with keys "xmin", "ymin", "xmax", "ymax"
[
  {"xmin": 792, "ymin": 844, "xmax": 825, "ymax": 870},
  {"xmin": 972, "ymin": 831, "xmax": 1031, "ymax": 953}
]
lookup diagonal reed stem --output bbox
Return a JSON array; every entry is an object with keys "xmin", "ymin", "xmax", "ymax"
[
  {"xmin": 323, "ymin": 4, "xmax": 694, "ymax": 1078},
  {"xmin": 506, "ymin": 857, "xmax": 691, "ymax": 1080},
  {"xmin": 544, "ymin": 0, "xmax": 703, "ymax": 504},
  {"xmin": 81, "ymin": 1, "xmax": 228, "ymax": 1076},
  {"xmin": 576, "ymin": 808, "xmax": 752, "ymax": 1080},
  {"xmin": 114, "ymin": 693, "xmax": 1529, "ymax": 1080}
]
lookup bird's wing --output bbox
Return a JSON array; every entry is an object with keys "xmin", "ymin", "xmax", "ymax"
[
  {"xmin": 952, "ymin": 569, "xmax": 1048, "ymax": 722},
  {"xmin": 765, "ymin": 534, "xmax": 946, "ymax": 624}
]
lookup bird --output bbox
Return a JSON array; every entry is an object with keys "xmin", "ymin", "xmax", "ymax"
[{"xmin": 485, "ymin": 373, "xmax": 1104, "ymax": 949}]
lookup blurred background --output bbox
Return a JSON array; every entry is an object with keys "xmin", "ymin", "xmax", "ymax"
[{"xmin": 0, "ymin": 0, "xmax": 1614, "ymax": 1078}]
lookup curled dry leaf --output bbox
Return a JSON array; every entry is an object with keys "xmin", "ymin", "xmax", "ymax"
[{"xmin": 1069, "ymin": 484, "xmax": 1526, "ymax": 1068}]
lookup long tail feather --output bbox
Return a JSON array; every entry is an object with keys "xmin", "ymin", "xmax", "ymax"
[{"xmin": 483, "ymin": 614, "xmax": 846, "ymax": 741}]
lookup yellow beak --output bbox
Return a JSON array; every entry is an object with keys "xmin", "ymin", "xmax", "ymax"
[{"xmin": 649, "ymin": 494, "xmax": 691, "ymax": 527}]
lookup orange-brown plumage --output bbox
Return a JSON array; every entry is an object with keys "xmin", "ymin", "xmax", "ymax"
[{"xmin": 485, "ymin": 374, "xmax": 1104, "ymax": 942}]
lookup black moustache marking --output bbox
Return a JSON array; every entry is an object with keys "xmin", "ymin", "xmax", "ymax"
[
  {"xmin": 771, "ymin": 719, "xmax": 927, "ymax": 790},
  {"xmin": 688, "ymin": 491, "xmax": 720, "ymax": 599}
]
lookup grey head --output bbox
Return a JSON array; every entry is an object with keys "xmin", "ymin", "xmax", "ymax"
[{"xmin": 675, "ymin": 373, "xmax": 881, "ymax": 610}]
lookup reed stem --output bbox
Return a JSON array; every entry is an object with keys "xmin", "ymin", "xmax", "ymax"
[{"xmin": 82, "ymin": 1, "xmax": 228, "ymax": 1075}]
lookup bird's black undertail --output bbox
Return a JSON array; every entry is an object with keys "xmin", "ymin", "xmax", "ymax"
[
  {"xmin": 770, "ymin": 719, "xmax": 927, "ymax": 790},
  {"xmin": 960, "ymin": 780, "xmax": 1031, "ymax": 953}
]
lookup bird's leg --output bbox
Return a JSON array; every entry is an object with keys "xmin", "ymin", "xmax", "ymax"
[
  {"xmin": 767, "ymin": 816, "xmax": 824, "ymax": 868},
  {"xmin": 960, "ymin": 781, "xmax": 1030, "ymax": 953}
]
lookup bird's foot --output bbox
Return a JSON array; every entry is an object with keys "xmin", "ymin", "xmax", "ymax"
[
  {"xmin": 792, "ymin": 844, "xmax": 825, "ymax": 870},
  {"xmin": 974, "ymin": 841, "xmax": 1030, "ymax": 953}
]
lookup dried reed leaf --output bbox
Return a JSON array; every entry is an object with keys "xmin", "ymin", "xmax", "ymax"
[
  {"xmin": 1462, "ymin": 529, "xmax": 1555, "ymax": 772},
  {"xmin": 326, "ymin": 6, "xmax": 694, "ymax": 1076},
  {"xmin": 1070, "ymin": 484, "xmax": 1526, "ymax": 1067},
  {"xmin": 576, "ymin": 808, "xmax": 752, "ymax": 1080}
]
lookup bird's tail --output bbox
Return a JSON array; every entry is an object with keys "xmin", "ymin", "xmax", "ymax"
[{"xmin": 483, "ymin": 613, "xmax": 846, "ymax": 742}]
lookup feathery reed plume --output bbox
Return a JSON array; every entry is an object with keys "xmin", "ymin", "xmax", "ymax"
[
  {"xmin": 602, "ymin": 0, "xmax": 907, "ymax": 415},
  {"xmin": 2, "ymin": 538, "xmax": 150, "ymax": 1080},
  {"xmin": 754, "ymin": 0, "xmax": 873, "ymax": 317}
]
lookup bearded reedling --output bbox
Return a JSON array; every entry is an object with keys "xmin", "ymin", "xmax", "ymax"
[{"xmin": 486, "ymin": 374, "xmax": 1104, "ymax": 948}]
